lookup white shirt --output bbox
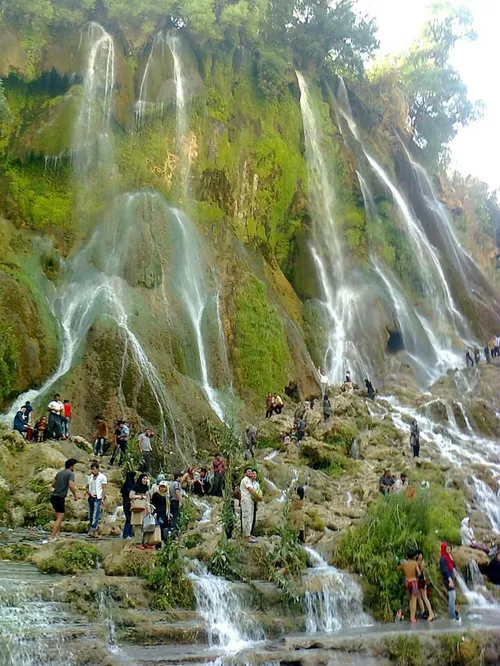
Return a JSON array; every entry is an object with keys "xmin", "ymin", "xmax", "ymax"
[
  {"xmin": 87, "ymin": 472, "xmax": 107, "ymax": 499},
  {"xmin": 240, "ymin": 476, "xmax": 254, "ymax": 501},
  {"xmin": 138, "ymin": 433, "xmax": 152, "ymax": 452},
  {"xmin": 496, "ymin": 337, "xmax": 500, "ymax": 348},
  {"xmin": 48, "ymin": 400, "xmax": 64, "ymax": 414},
  {"xmin": 393, "ymin": 479, "xmax": 407, "ymax": 493},
  {"xmin": 320, "ymin": 372, "xmax": 328, "ymax": 386}
]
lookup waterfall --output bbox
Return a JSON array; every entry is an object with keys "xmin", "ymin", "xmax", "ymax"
[
  {"xmin": 336, "ymin": 78, "xmax": 469, "ymax": 372},
  {"xmin": 135, "ymin": 31, "xmax": 171, "ymax": 128},
  {"xmin": 73, "ymin": 22, "xmax": 115, "ymax": 177},
  {"xmin": 189, "ymin": 565, "xmax": 263, "ymax": 652},
  {"xmin": 97, "ymin": 588, "xmax": 120, "ymax": 653},
  {"xmin": 303, "ymin": 546, "xmax": 371, "ymax": 633},
  {"xmin": 456, "ymin": 567, "xmax": 499, "ymax": 609},
  {"xmin": 296, "ymin": 71, "xmax": 372, "ymax": 384},
  {"xmin": 167, "ymin": 32, "xmax": 188, "ymax": 195}
]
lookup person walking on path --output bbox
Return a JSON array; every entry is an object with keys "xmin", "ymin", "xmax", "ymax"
[
  {"xmin": 121, "ymin": 471, "xmax": 136, "ymax": 539},
  {"xmin": 112, "ymin": 420, "xmax": 130, "ymax": 465},
  {"xmin": 47, "ymin": 394, "xmax": 64, "ymax": 440},
  {"xmin": 93, "ymin": 416, "xmax": 108, "ymax": 458},
  {"xmin": 86, "ymin": 462, "xmax": 107, "ymax": 538},
  {"xmin": 62, "ymin": 399, "xmax": 72, "ymax": 439},
  {"xmin": 169, "ymin": 472, "xmax": 182, "ymax": 535},
  {"xmin": 240, "ymin": 467, "xmax": 262, "ymax": 543},
  {"xmin": 210, "ymin": 453, "xmax": 226, "ymax": 496},
  {"xmin": 440, "ymin": 542, "xmax": 459, "ymax": 620},
  {"xmin": 399, "ymin": 551, "xmax": 421, "ymax": 623},
  {"xmin": 414, "ymin": 550, "xmax": 435, "ymax": 621},
  {"xmin": 50, "ymin": 459, "xmax": 78, "ymax": 541},
  {"xmin": 138, "ymin": 428, "xmax": 154, "ymax": 473},
  {"xmin": 410, "ymin": 420, "xmax": 420, "ymax": 458}
]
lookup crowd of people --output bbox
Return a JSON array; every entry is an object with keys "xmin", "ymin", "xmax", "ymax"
[
  {"xmin": 465, "ymin": 339, "xmax": 500, "ymax": 367},
  {"xmin": 13, "ymin": 395, "xmax": 72, "ymax": 442}
]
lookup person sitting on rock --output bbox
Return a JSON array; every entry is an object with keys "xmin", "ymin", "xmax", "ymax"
[
  {"xmin": 265, "ymin": 392, "xmax": 274, "ymax": 419},
  {"xmin": 193, "ymin": 467, "xmax": 210, "ymax": 495},
  {"xmin": 273, "ymin": 393, "xmax": 284, "ymax": 415},
  {"xmin": 393, "ymin": 472, "xmax": 408, "ymax": 493},
  {"xmin": 180, "ymin": 466, "xmax": 195, "ymax": 492},
  {"xmin": 379, "ymin": 470, "xmax": 395, "ymax": 495},
  {"xmin": 460, "ymin": 517, "xmax": 490, "ymax": 554},
  {"xmin": 210, "ymin": 453, "xmax": 226, "ymax": 496},
  {"xmin": 322, "ymin": 394, "xmax": 332, "ymax": 421},
  {"xmin": 13, "ymin": 407, "xmax": 29, "ymax": 437}
]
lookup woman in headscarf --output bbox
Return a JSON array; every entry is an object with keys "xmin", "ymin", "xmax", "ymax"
[
  {"xmin": 130, "ymin": 473, "xmax": 151, "ymax": 547},
  {"xmin": 440, "ymin": 542, "xmax": 459, "ymax": 620},
  {"xmin": 121, "ymin": 471, "xmax": 136, "ymax": 539}
]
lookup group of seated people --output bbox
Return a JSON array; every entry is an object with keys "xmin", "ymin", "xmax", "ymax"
[
  {"xmin": 179, "ymin": 467, "xmax": 212, "ymax": 495},
  {"xmin": 13, "ymin": 403, "xmax": 49, "ymax": 443},
  {"xmin": 379, "ymin": 470, "xmax": 411, "ymax": 495}
]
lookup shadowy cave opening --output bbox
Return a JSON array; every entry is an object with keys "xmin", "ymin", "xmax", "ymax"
[{"xmin": 387, "ymin": 329, "xmax": 405, "ymax": 354}]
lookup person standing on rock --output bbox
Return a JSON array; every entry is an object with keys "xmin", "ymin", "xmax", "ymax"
[
  {"xmin": 484, "ymin": 344, "xmax": 492, "ymax": 364},
  {"xmin": 410, "ymin": 420, "xmax": 420, "ymax": 458},
  {"xmin": 244, "ymin": 425, "xmax": 257, "ymax": 460},
  {"xmin": 49, "ymin": 458, "xmax": 79, "ymax": 541},
  {"xmin": 47, "ymin": 394, "xmax": 64, "ymax": 440},
  {"xmin": 210, "ymin": 453, "xmax": 226, "ymax": 496},
  {"xmin": 93, "ymin": 415, "xmax": 108, "ymax": 458},
  {"xmin": 265, "ymin": 392, "xmax": 274, "ymax": 418},
  {"xmin": 440, "ymin": 542, "xmax": 459, "ymax": 620},
  {"xmin": 86, "ymin": 461, "xmax": 107, "ymax": 538},
  {"xmin": 322, "ymin": 394, "xmax": 332, "ymax": 421},
  {"xmin": 121, "ymin": 470, "xmax": 136, "ymax": 539},
  {"xmin": 138, "ymin": 428, "xmax": 154, "ymax": 474},
  {"xmin": 297, "ymin": 417, "xmax": 306, "ymax": 442},
  {"xmin": 240, "ymin": 468, "xmax": 262, "ymax": 544},
  {"xmin": 250, "ymin": 469, "xmax": 262, "ymax": 537},
  {"xmin": 399, "ymin": 551, "xmax": 420, "ymax": 623},
  {"xmin": 169, "ymin": 472, "xmax": 182, "ymax": 535},
  {"xmin": 465, "ymin": 348, "xmax": 474, "ymax": 367},
  {"xmin": 365, "ymin": 379, "xmax": 375, "ymax": 401},
  {"xmin": 130, "ymin": 473, "xmax": 150, "ymax": 546},
  {"xmin": 22, "ymin": 401, "xmax": 33, "ymax": 425},
  {"xmin": 414, "ymin": 550, "xmax": 435, "ymax": 621},
  {"xmin": 319, "ymin": 368, "xmax": 329, "ymax": 398},
  {"xmin": 62, "ymin": 399, "xmax": 72, "ymax": 439}
]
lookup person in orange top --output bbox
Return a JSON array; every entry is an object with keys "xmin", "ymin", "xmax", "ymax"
[{"xmin": 62, "ymin": 400, "xmax": 72, "ymax": 439}]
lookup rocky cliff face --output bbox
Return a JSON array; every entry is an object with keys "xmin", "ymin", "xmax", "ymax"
[{"xmin": 0, "ymin": 19, "xmax": 498, "ymax": 440}]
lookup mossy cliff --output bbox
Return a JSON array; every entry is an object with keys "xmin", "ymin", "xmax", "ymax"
[{"xmin": 0, "ymin": 7, "xmax": 498, "ymax": 437}]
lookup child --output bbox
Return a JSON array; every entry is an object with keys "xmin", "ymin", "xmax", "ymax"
[{"xmin": 35, "ymin": 416, "xmax": 47, "ymax": 443}]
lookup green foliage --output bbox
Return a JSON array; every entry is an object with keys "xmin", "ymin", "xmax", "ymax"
[
  {"xmin": 0, "ymin": 321, "xmax": 19, "ymax": 400},
  {"xmin": 148, "ymin": 537, "xmax": 194, "ymax": 609},
  {"xmin": 120, "ymin": 438, "xmax": 143, "ymax": 476},
  {"xmin": 0, "ymin": 80, "xmax": 12, "ymax": 125},
  {"xmin": 40, "ymin": 542, "xmax": 99, "ymax": 574},
  {"xmin": 0, "ymin": 543, "xmax": 35, "ymax": 561},
  {"xmin": 208, "ymin": 535, "xmax": 247, "ymax": 582},
  {"xmin": 184, "ymin": 532, "xmax": 203, "ymax": 549},
  {"xmin": 255, "ymin": 50, "xmax": 289, "ymax": 102},
  {"xmin": 335, "ymin": 487, "xmax": 464, "ymax": 620},
  {"xmin": 439, "ymin": 633, "xmax": 483, "ymax": 666},
  {"xmin": 232, "ymin": 273, "xmax": 293, "ymax": 400},
  {"xmin": 385, "ymin": 635, "xmax": 423, "ymax": 666}
]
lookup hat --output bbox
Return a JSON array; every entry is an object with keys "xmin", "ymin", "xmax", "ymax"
[{"xmin": 159, "ymin": 480, "xmax": 168, "ymax": 487}]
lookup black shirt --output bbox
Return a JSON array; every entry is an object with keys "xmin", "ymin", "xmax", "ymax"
[{"xmin": 152, "ymin": 492, "xmax": 168, "ymax": 522}]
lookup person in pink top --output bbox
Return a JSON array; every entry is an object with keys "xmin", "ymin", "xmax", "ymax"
[{"xmin": 210, "ymin": 453, "xmax": 226, "ymax": 496}]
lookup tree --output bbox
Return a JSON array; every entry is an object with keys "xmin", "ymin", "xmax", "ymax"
[{"xmin": 394, "ymin": 3, "xmax": 481, "ymax": 164}]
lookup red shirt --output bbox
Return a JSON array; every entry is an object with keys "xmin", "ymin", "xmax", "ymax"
[
  {"xmin": 63, "ymin": 403, "xmax": 72, "ymax": 419},
  {"xmin": 213, "ymin": 458, "xmax": 226, "ymax": 474}
]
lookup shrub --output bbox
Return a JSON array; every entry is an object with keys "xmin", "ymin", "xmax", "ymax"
[
  {"xmin": 39, "ymin": 542, "xmax": 99, "ymax": 574},
  {"xmin": 385, "ymin": 635, "xmax": 423, "ymax": 666},
  {"xmin": 208, "ymin": 537, "xmax": 247, "ymax": 582},
  {"xmin": 335, "ymin": 487, "xmax": 464, "ymax": 620},
  {"xmin": 148, "ymin": 538, "xmax": 194, "ymax": 610},
  {"xmin": 184, "ymin": 533, "xmax": 203, "ymax": 550}
]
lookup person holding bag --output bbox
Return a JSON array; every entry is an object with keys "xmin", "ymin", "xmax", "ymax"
[
  {"xmin": 129, "ymin": 473, "xmax": 150, "ymax": 547},
  {"xmin": 152, "ymin": 480, "xmax": 170, "ymax": 547}
]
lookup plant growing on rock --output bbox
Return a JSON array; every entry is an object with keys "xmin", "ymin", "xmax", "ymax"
[
  {"xmin": 385, "ymin": 635, "xmax": 423, "ymax": 666},
  {"xmin": 335, "ymin": 486, "xmax": 464, "ymax": 620},
  {"xmin": 39, "ymin": 542, "xmax": 99, "ymax": 574},
  {"xmin": 148, "ymin": 537, "xmax": 194, "ymax": 610}
]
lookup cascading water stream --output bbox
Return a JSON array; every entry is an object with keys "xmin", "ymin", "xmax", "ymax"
[
  {"xmin": 296, "ymin": 71, "xmax": 372, "ymax": 383},
  {"xmin": 303, "ymin": 546, "xmax": 371, "ymax": 633},
  {"xmin": 189, "ymin": 564, "xmax": 263, "ymax": 652},
  {"xmin": 335, "ymin": 78, "xmax": 470, "ymax": 369}
]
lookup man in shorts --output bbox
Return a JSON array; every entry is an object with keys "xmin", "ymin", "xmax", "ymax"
[{"xmin": 50, "ymin": 458, "xmax": 78, "ymax": 540}]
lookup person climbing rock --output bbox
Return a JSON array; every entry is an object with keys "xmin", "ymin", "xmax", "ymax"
[
  {"xmin": 121, "ymin": 471, "xmax": 136, "ymax": 539},
  {"xmin": 62, "ymin": 399, "xmax": 72, "ymax": 439},
  {"xmin": 240, "ymin": 468, "xmax": 262, "ymax": 543},
  {"xmin": 47, "ymin": 394, "xmax": 64, "ymax": 440},
  {"xmin": 244, "ymin": 425, "xmax": 257, "ymax": 460},
  {"xmin": 86, "ymin": 461, "xmax": 107, "ymax": 538},
  {"xmin": 265, "ymin": 392, "xmax": 274, "ymax": 418},
  {"xmin": 93, "ymin": 415, "xmax": 108, "ymax": 458},
  {"xmin": 210, "ymin": 453, "xmax": 226, "ymax": 496},
  {"xmin": 50, "ymin": 458, "xmax": 78, "ymax": 541},
  {"xmin": 138, "ymin": 428, "xmax": 154, "ymax": 473},
  {"xmin": 440, "ymin": 542, "xmax": 459, "ymax": 620},
  {"xmin": 410, "ymin": 420, "xmax": 420, "ymax": 458},
  {"xmin": 365, "ymin": 378, "xmax": 375, "ymax": 400},
  {"xmin": 322, "ymin": 394, "xmax": 332, "ymax": 421},
  {"xmin": 169, "ymin": 472, "xmax": 182, "ymax": 535},
  {"xmin": 414, "ymin": 550, "xmax": 435, "ymax": 621},
  {"xmin": 399, "ymin": 551, "xmax": 421, "ymax": 623}
]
